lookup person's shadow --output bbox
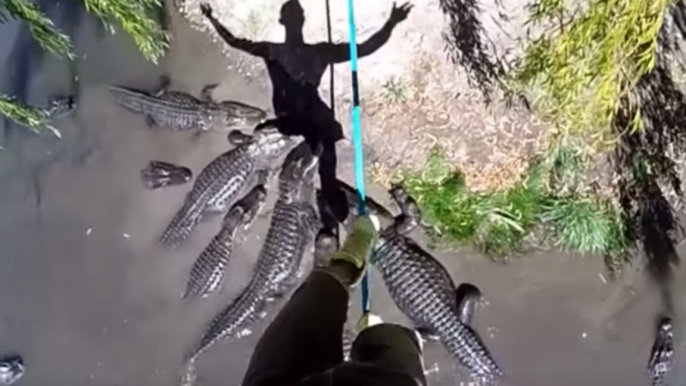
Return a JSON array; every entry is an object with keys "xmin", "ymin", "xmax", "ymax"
[{"xmin": 200, "ymin": 0, "xmax": 411, "ymax": 234}]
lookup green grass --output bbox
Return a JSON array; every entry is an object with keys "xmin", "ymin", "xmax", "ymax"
[
  {"xmin": 403, "ymin": 151, "xmax": 626, "ymax": 259},
  {"xmin": 540, "ymin": 196, "xmax": 626, "ymax": 255}
]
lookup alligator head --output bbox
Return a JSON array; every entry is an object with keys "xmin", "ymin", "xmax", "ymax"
[
  {"xmin": 227, "ymin": 130, "xmax": 251, "ymax": 145},
  {"xmin": 222, "ymin": 185, "xmax": 267, "ymax": 230},
  {"xmin": 649, "ymin": 316, "xmax": 674, "ymax": 383},
  {"xmin": 45, "ymin": 95, "xmax": 76, "ymax": 118},
  {"xmin": 216, "ymin": 100, "xmax": 268, "ymax": 130},
  {"xmin": 250, "ymin": 124, "xmax": 303, "ymax": 160},
  {"xmin": 389, "ymin": 184, "xmax": 422, "ymax": 234},
  {"xmin": 141, "ymin": 161, "xmax": 193, "ymax": 189},
  {"xmin": 278, "ymin": 142, "xmax": 322, "ymax": 203}
]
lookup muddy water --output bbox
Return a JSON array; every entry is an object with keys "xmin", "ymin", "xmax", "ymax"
[{"xmin": 1, "ymin": 3, "xmax": 685, "ymax": 386}]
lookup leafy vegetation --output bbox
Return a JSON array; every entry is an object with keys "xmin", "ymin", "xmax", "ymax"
[
  {"xmin": 81, "ymin": 0, "xmax": 169, "ymax": 64},
  {"xmin": 0, "ymin": 0, "xmax": 168, "ymax": 133},
  {"xmin": 0, "ymin": 95, "xmax": 59, "ymax": 137},
  {"xmin": 403, "ymin": 151, "xmax": 625, "ymax": 259},
  {"xmin": 512, "ymin": 0, "xmax": 675, "ymax": 151},
  {"xmin": 0, "ymin": 0, "xmax": 75, "ymax": 58}
]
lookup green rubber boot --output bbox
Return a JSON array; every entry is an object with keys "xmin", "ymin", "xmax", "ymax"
[{"xmin": 328, "ymin": 215, "xmax": 379, "ymax": 287}]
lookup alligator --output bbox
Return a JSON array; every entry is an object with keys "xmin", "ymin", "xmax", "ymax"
[
  {"xmin": 0, "ymin": 355, "xmax": 23, "ymax": 385},
  {"xmin": 189, "ymin": 142, "xmax": 321, "ymax": 359},
  {"xmin": 141, "ymin": 160, "xmax": 192, "ymax": 189},
  {"xmin": 325, "ymin": 183, "xmax": 488, "ymax": 367},
  {"xmin": 184, "ymin": 178, "xmax": 267, "ymax": 299},
  {"xmin": 368, "ymin": 185, "xmax": 501, "ymax": 382},
  {"xmin": 339, "ymin": 284, "xmax": 481, "ymax": 359},
  {"xmin": 108, "ymin": 81, "xmax": 266, "ymax": 132},
  {"xmin": 159, "ymin": 126, "xmax": 301, "ymax": 248},
  {"xmin": 43, "ymin": 95, "xmax": 76, "ymax": 118},
  {"xmin": 648, "ymin": 317, "xmax": 674, "ymax": 386}
]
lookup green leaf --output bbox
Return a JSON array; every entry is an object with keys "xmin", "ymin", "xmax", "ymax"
[{"xmin": 1, "ymin": 0, "xmax": 75, "ymax": 58}]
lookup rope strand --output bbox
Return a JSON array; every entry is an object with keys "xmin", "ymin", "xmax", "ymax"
[{"xmin": 345, "ymin": 0, "xmax": 371, "ymax": 313}]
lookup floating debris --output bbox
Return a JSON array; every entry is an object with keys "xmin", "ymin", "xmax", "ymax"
[
  {"xmin": 236, "ymin": 328, "xmax": 252, "ymax": 339},
  {"xmin": 123, "ymin": 233, "xmax": 131, "ymax": 239},
  {"xmin": 598, "ymin": 272, "xmax": 607, "ymax": 284},
  {"xmin": 424, "ymin": 363, "xmax": 440, "ymax": 376},
  {"xmin": 86, "ymin": 228, "xmax": 92, "ymax": 235}
]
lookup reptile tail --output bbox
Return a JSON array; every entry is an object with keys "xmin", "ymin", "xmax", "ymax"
[
  {"xmin": 159, "ymin": 198, "xmax": 204, "ymax": 248},
  {"xmin": 189, "ymin": 278, "xmax": 267, "ymax": 359},
  {"xmin": 443, "ymin": 320, "xmax": 502, "ymax": 381},
  {"xmin": 183, "ymin": 239, "xmax": 229, "ymax": 299},
  {"xmin": 108, "ymin": 86, "xmax": 154, "ymax": 114},
  {"xmin": 184, "ymin": 185, "xmax": 267, "ymax": 298}
]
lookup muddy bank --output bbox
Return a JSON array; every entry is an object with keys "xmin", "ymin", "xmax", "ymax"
[{"xmin": 178, "ymin": 0, "xmax": 546, "ymax": 191}]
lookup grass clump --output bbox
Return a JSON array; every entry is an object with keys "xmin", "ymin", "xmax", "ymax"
[
  {"xmin": 540, "ymin": 196, "xmax": 626, "ymax": 255},
  {"xmin": 403, "ymin": 151, "xmax": 625, "ymax": 259}
]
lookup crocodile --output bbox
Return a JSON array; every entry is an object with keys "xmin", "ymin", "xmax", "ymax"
[
  {"xmin": 108, "ymin": 82, "xmax": 266, "ymax": 132},
  {"xmin": 184, "ymin": 179, "xmax": 267, "ymax": 299},
  {"xmin": 322, "ymin": 183, "xmax": 486, "ymax": 364},
  {"xmin": 189, "ymin": 142, "xmax": 321, "ymax": 359},
  {"xmin": 141, "ymin": 160, "xmax": 192, "ymax": 189},
  {"xmin": 368, "ymin": 185, "xmax": 501, "ymax": 382},
  {"xmin": 159, "ymin": 127, "xmax": 301, "ymax": 248},
  {"xmin": 648, "ymin": 317, "xmax": 674, "ymax": 386}
]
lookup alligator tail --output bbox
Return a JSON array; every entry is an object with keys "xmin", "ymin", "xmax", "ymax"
[
  {"xmin": 183, "ymin": 231, "xmax": 232, "ymax": 298},
  {"xmin": 443, "ymin": 321, "xmax": 502, "ymax": 381},
  {"xmin": 108, "ymin": 86, "xmax": 155, "ymax": 114},
  {"xmin": 159, "ymin": 197, "xmax": 205, "ymax": 248},
  {"xmin": 189, "ymin": 277, "xmax": 267, "ymax": 359}
]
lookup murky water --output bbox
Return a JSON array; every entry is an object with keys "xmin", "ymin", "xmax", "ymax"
[{"xmin": 1, "ymin": 2, "xmax": 686, "ymax": 386}]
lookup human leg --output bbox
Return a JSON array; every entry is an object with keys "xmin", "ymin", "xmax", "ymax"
[
  {"xmin": 242, "ymin": 270, "xmax": 349, "ymax": 386},
  {"xmin": 350, "ymin": 323, "xmax": 427, "ymax": 386}
]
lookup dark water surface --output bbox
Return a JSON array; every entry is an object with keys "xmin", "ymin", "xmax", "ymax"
[{"xmin": 2, "ymin": 3, "xmax": 686, "ymax": 386}]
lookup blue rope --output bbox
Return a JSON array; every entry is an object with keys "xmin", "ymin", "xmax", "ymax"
[{"xmin": 345, "ymin": 0, "xmax": 371, "ymax": 314}]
